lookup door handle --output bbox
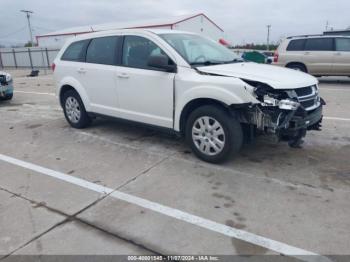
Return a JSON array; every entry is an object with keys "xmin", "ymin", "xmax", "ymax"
[
  {"xmin": 304, "ymin": 52, "xmax": 310, "ymax": 55},
  {"xmin": 334, "ymin": 52, "xmax": 342, "ymax": 56},
  {"xmin": 117, "ymin": 73, "xmax": 129, "ymax": 79},
  {"xmin": 77, "ymin": 68, "xmax": 86, "ymax": 74}
]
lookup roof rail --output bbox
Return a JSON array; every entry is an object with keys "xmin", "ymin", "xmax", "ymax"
[{"xmin": 286, "ymin": 34, "xmax": 324, "ymax": 39}]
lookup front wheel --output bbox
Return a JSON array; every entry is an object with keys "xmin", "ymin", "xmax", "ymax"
[
  {"xmin": 185, "ymin": 105, "xmax": 243, "ymax": 163},
  {"xmin": 62, "ymin": 90, "xmax": 91, "ymax": 129}
]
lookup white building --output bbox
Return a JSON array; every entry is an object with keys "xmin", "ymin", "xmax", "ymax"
[{"xmin": 36, "ymin": 13, "xmax": 224, "ymax": 48}]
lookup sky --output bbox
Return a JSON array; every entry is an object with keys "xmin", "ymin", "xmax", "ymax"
[{"xmin": 0, "ymin": 0, "xmax": 349, "ymax": 46}]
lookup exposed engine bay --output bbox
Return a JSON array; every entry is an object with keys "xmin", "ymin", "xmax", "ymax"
[{"xmin": 238, "ymin": 80, "xmax": 325, "ymax": 147}]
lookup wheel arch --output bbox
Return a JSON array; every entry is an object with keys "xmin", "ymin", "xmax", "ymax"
[
  {"xmin": 285, "ymin": 62, "xmax": 308, "ymax": 72},
  {"xmin": 58, "ymin": 78, "xmax": 91, "ymax": 111},
  {"xmin": 178, "ymin": 98, "xmax": 232, "ymax": 135}
]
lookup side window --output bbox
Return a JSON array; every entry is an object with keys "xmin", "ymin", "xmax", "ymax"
[
  {"xmin": 122, "ymin": 35, "xmax": 172, "ymax": 70},
  {"xmin": 304, "ymin": 38, "xmax": 333, "ymax": 51},
  {"xmin": 335, "ymin": 38, "xmax": 350, "ymax": 51},
  {"xmin": 61, "ymin": 40, "xmax": 89, "ymax": 62},
  {"xmin": 286, "ymin": 39, "xmax": 305, "ymax": 51},
  {"xmin": 86, "ymin": 36, "xmax": 119, "ymax": 65}
]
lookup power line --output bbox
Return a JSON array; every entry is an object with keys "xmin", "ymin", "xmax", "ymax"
[
  {"xmin": 33, "ymin": 25, "xmax": 55, "ymax": 32},
  {"xmin": 0, "ymin": 26, "xmax": 27, "ymax": 39}
]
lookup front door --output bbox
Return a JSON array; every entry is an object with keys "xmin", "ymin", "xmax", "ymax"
[{"xmin": 116, "ymin": 35, "xmax": 176, "ymax": 128}]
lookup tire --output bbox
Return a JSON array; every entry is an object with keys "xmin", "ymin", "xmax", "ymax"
[
  {"xmin": 0, "ymin": 93, "xmax": 13, "ymax": 100},
  {"xmin": 286, "ymin": 63, "xmax": 307, "ymax": 73},
  {"xmin": 62, "ymin": 90, "xmax": 91, "ymax": 129},
  {"xmin": 185, "ymin": 105, "xmax": 243, "ymax": 163}
]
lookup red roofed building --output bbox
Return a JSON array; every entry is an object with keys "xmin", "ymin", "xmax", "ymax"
[{"xmin": 36, "ymin": 13, "xmax": 224, "ymax": 48}]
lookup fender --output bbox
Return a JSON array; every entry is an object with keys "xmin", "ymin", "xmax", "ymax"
[
  {"xmin": 58, "ymin": 76, "xmax": 91, "ymax": 111},
  {"xmin": 174, "ymin": 84, "xmax": 258, "ymax": 131}
]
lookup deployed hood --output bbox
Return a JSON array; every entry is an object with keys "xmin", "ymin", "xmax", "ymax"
[{"xmin": 197, "ymin": 62, "xmax": 318, "ymax": 90}]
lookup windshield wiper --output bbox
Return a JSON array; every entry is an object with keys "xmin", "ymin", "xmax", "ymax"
[
  {"xmin": 223, "ymin": 58, "xmax": 245, "ymax": 64},
  {"xmin": 190, "ymin": 59, "xmax": 244, "ymax": 67},
  {"xmin": 190, "ymin": 60, "xmax": 222, "ymax": 66}
]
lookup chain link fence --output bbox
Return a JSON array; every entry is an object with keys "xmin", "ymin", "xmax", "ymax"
[{"xmin": 0, "ymin": 47, "xmax": 60, "ymax": 69}]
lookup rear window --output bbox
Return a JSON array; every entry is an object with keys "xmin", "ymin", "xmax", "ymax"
[
  {"xmin": 335, "ymin": 38, "xmax": 350, "ymax": 51},
  {"xmin": 61, "ymin": 40, "xmax": 89, "ymax": 62},
  {"xmin": 304, "ymin": 38, "xmax": 333, "ymax": 51},
  {"xmin": 286, "ymin": 39, "xmax": 305, "ymax": 51},
  {"xmin": 86, "ymin": 36, "xmax": 120, "ymax": 65}
]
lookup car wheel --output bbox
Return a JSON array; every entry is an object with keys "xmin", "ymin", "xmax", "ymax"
[
  {"xmin": 286, "ymin": 64, "xmax": 307, "ymax": 73},
  {"xmin": 185, "ymin": 105, "xmax": 243, "ymax": 163},
  {"xmin": 62, "ymin": 90, "xmax": 91, "ymax": 129}
]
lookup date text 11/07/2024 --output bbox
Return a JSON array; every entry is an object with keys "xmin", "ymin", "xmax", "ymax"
[{"xmin": 127, "ymin": 255, "xmax": 220, "ymax": 261}]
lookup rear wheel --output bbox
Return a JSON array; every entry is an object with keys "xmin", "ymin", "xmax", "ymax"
[
  {"xmin": 286, "ymin": 63, "xmax": 307, "ymax": 73},
  {"xmin": 185, "ymin": 105, "xmax": 243, "ymax": 163},
  {"xmin": 62, "ymin": 90, "xmax": 91, "ymax": 129}
]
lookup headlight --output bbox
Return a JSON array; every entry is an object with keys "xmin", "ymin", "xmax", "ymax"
[{"xmin": 5, "ymin": 73, "xmax": 12, "ymax": 82}]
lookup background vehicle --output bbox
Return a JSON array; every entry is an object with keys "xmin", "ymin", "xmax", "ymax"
[
  {"xmin": 53, "ymin": 29, "xmax": 324, "ymax": 163},
  {"xmin": 0, "ymin": 71, "xmax": 13, "ymax": 100},
  {"xmin": 274, "ymin": 35, "xmax": 350, "ymax": 76},
  {"xmin": 242, "ymin": 51, "xmax": 272, "ymax": 64}
]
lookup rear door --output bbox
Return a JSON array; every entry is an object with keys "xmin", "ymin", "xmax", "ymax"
[
  {"xmin": 303, "ymin": 38, "xmax": 334, "ymax": 75},
  {"xmin": 79, "ymin": 36, "xmax": 121, "ymax": 115},
  {"xmin": 334, "ymin": 38, "xmax": 350, "ymax": 75}
]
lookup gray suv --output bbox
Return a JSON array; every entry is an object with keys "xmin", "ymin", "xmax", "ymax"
[{"xmin": 274, "ymin": 35, "xmax": 350, "ymax": 76}]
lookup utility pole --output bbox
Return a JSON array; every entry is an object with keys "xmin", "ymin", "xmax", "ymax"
[
  {"xmin": 266, "ymin": 25, "xmax": 271, "ymax": 51},
  {"xmin": 325, "ymin": 21, "xmax": 329, "ymax": 31},
  {"xmin": 20, "ymin": 10, "xmax": 34, "ymax": 45}
]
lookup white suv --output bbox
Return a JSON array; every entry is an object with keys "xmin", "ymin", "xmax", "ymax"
[{"xmin": 53, "ymin": 29, "xmax": 324, "ymax": 163}]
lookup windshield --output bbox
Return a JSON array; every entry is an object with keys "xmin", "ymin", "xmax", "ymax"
[{"xmin": 160, "ymin": 33, "xmax": 242, "ymax": 66}]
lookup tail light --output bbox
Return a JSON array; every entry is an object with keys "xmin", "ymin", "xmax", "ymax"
[
  {"xmin": 273, "ymin": 51, "xmax": 279, "ymax": 63},
  {"xmin": 51, "ymin": 63, "xmax": 56, "ymax": 72}
]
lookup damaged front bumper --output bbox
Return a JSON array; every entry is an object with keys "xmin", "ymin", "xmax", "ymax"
[
  {"xmin": 0, "ymin": 81, "xmax": 14, "ymax": 98},
  {"xmin": 241, "ymin": 98, "xmax": 325, "ymax": 143}
]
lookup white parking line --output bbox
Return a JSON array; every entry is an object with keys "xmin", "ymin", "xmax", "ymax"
[
  {"xmin": 324, "ymin": 116, "xmax": 350, "ymax": 122},
  {"xmin": 0, "ymin": 153, "xmax": 330, "ymax": 262},
  {"xmin": 14, "ymin": 90, "xmax": 56, "ymax": 96},
  {"xmin": 320, "ymin": 88, "xmax": 350, "ymax": 92}
]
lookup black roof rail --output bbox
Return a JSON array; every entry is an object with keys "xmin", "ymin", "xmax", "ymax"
[{"xmin": 286, "ymin": 34, "xmax": 324, "ymax": 39}]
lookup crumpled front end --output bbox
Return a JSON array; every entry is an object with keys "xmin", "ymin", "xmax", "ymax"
[
  {"xmin": 238, "ymin": 80, "xmax": 325, "ymax": 146},
  {"xmin": 0, "ymin": 73, "xmax": 14, "ymax": 98}
]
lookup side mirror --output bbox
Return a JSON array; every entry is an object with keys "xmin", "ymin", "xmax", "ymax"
[{"xmin": 148, "ymin": 55, "xmax": 177, "ymax": 72}]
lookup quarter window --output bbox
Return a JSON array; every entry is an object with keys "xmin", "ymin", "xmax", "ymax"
[
  {"xmin": 335, "ymin": 38, "xmax": 350, "ymax": 51},
  {"xmin": 286, "ymin": 39, "xmax": 305, "ymax": 51},
  {"xmin": 86, "ymin": 36, "xmax": 119, "ymax": 65},
  {"xmin": 304, "ymin": 38, "xmax": 333, "ymax": 51},
  {"xmin": 61, "ymin": 40, "xmax": 89, "ymax": 62},
  {"xmin": 122, "ymin": 35, "xmax": 172, "ymax": 70}
]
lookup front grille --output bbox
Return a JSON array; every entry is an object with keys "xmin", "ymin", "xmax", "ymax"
[
  {"xmin": 295, "ymin": 85, "xmax": 319, "ymax": 111},
  {"xmin": 295, "ymin": 86, "xmax": 313, "ymax": 97}
]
